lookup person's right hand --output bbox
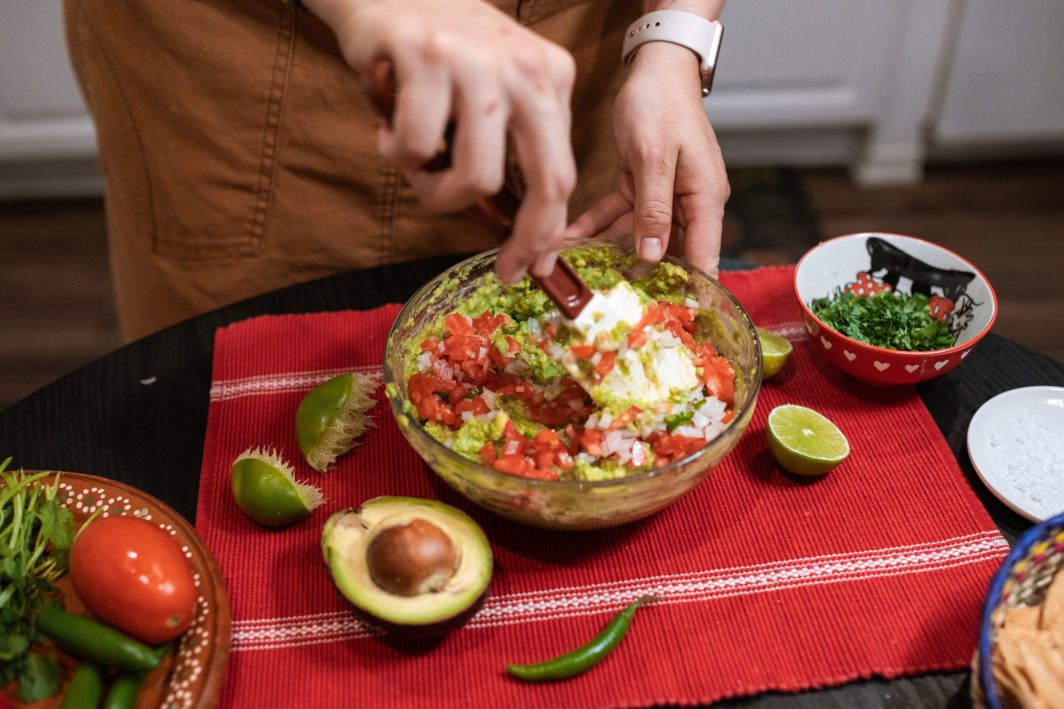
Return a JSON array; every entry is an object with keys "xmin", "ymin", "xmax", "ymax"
[{"xmin": 306, "ymin": 0, "xmax": 578, "ymax": 282}]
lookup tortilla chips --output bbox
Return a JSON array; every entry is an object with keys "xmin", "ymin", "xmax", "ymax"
[{"xmin": 989, "ymin": 569, "xmax": 1064, "ymax": 708}]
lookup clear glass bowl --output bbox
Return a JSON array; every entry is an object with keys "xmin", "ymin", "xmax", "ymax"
[{"xmin": 384, "ymin": 244, "xmax": 762, "ymax": 530}]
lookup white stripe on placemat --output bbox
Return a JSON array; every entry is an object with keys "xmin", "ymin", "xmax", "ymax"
[
  {"xmin": 228, "ymin": 530, "xmax": 1007, "ymax": 651},
  {"xmin": 209, "ymin": 365, "xmax": 383, "ymax": 402}
]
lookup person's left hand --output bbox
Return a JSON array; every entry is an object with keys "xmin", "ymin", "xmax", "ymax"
[{"xmin": 564, "ymin": 42, "xmax": 729, "ymax": 276}]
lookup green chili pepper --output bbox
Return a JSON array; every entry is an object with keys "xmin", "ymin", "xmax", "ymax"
[
  {"xmin": 36, "ymin": 608, "xmax": 160, "ymax": 674},
  {"xmin": 506, "ymin": 595, "xmax": 659, "ymax": 682},
  {"xmin": 102, "ymin": 644, "xmax": 171, "ymax": 709},
  {"xmin": 59, "ymin": 662, "xmax": 105, "ymax": 709}
]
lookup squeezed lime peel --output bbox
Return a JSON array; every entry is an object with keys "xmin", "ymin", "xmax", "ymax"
[
  {"xmin": 299, "ymin": 373, "xmax": 377, "ymax": 472},
  {"xmin": 232, "ymin": 447, "xmax": 324, "ymax": 524},
  {"xmin": 310, "ymin": 374, "xmax": 376, "ymax": 472}
]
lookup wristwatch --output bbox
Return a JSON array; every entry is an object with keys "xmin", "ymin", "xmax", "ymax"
[{"xmin": 621, "ymin": 10, "xmax": 724, "ymax": 96}]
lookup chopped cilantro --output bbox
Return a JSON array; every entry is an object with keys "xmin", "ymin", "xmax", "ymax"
[
  {"xmin": 811, "ymin": 289, "xmax": 957, "ymax": 351},
  {"xmin": 664, "ymin": 411, "xmax": 694, "ymax": 432}
]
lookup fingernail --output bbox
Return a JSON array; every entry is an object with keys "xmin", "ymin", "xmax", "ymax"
[{"xmin": 640, "ymin": 237, "xmax": 663, "ymax": 261}]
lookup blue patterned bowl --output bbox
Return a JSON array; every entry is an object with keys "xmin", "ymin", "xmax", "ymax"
[{"xmin": 976, "ymin": 511, "xmax": 1064, "ymax": 707}]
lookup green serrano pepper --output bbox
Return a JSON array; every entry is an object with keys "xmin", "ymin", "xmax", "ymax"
[
  {"xmin": 36, "ymin": 608, "xmax": 160, "ymax": 673},
  {"xmin": 506, "ymin": 595, "xmax": 659, "ymax": 682},
  {"xmin": 60, "ymin": 663, "xmax": 105, "ymax": 709},
  {"xmin": 102, "ymin": 644, "xmax": 172, "ymax": 709}
]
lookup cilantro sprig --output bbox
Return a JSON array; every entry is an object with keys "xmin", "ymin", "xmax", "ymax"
[
  {"xmin": 811, "ymin": 289, "xmax": 957, "ymax": 352},
  {"xmin": 0, "ymin": 457, "xmax": 74, "ymax": 701}
]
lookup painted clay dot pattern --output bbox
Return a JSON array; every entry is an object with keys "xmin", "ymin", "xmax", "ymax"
[{"xmin": 49, "ymin": 473, "xmax": 226, "ymax": 708}]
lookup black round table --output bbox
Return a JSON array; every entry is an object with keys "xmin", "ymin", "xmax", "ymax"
[{"xmin": 2, "ymin": 255, "xmax": 1061, "ymax": 708}]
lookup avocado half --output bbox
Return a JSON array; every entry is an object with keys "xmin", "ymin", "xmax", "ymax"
[{"xmin": 322, "ymin": 496, "xmax": 493, "ymax": 631}]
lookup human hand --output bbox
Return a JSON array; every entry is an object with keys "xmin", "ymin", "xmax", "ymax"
[
  {"xmin": 305, "ymin": 0, "xmax": 577, "ymax": 282},
  {"xmin": 564, "ymin": 41, "xmax": 729, "ymax": 277}
]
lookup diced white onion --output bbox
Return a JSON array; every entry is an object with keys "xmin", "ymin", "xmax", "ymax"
[
  {"xmin": 631, "ymin": 441, "xmax": 648, "ymax": 467},
  {"xmin": 504, "ymin": 440, "xmax": 521, "ymax": 456},
  {"xmin": 416, "ymin": 352, "xmax": 431, "ymax": 372},
  {"xmin": 461, "ymin": 411, "xmax": 474, "ymax": 422}
]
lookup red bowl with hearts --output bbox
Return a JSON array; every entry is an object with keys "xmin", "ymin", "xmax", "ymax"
[{"xmin": 794, "ymin": 232, "xmax": 997, "ymax": 385}]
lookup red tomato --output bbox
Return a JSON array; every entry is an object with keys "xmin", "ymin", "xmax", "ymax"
[{"xmin": 70, "ymin": 516, "xmax": 197, "ymax": 644}]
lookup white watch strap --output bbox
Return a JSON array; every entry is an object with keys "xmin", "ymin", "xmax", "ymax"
[{"xmin": 621, "ymin": 10, "xmax": 724, "ymax": 96}]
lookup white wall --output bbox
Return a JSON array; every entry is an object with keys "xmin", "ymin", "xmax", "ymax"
[{"xmin": 2, "ymin": 0, "xmax": 1064, "ymax": 198}]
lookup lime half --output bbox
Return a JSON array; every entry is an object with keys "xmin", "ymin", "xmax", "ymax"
[
  {"xmin": 296, "ymin": 373, "xmax": 376, "ymax": 472},
  {"xmin": 231, "ymin": 448, "xmax": 323, "ymax": 526},
  {"xmin": 757, "ymin": 328, "xmax": 793, "ymax": 380},
  {"xmin": 766, "ymin": 404, "xmax": 849, "ymax": 476}
]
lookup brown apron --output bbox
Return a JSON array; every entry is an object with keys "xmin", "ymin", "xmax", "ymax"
[{"xmin": 63, "ymin": 0, "xmax": 631, "ymax": 341}]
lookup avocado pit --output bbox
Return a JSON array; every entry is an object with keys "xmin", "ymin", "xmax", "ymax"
[{"xmin": 366, "ymin": 517, "xmax": 459, "ymax": 596}]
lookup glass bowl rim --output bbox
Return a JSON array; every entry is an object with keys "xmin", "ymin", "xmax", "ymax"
[{"xmin": 383, "ymin": 244, "xmax": 763, "ymax": 491}]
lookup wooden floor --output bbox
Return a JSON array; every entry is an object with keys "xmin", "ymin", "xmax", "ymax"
[{"xmin": 0, "ymin": 160, "xmax": 1061, "ymax": 409}]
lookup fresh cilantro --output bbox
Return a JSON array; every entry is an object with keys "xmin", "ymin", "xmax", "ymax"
[
  {"xmin": 0, "ymin": 458, "xmax": 74, "ymax": 700},
  {"xmin": 664, "ymin": 411, "xmax": 694, "ymax": 432},
  {"xmin": 18, "ymin": 652, "xmax": 62, "ymax": 702},
  {"xmin": 811, "ymin": 289, "xmax": 957, "ymax": 352}
]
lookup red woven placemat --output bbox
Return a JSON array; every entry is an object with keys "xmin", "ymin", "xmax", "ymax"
[{"xmin": 196, "ymin": 266, "xmax": 1006, "ymax": 708}]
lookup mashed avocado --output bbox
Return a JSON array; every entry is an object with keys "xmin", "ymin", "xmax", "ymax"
[{"xmin": 402, "ymin": 244, "xmax": 736, "ymax": 483}]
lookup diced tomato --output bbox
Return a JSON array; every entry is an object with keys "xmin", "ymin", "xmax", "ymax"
[
  {"xmin": 502, "ymin": 420, "xmax": 522, "ymax": 441},
  {"xmin": 454, "ymin": 396, "xmax": 490, "ymax": 417},
  {"xmin": 480, "ymin": 442, "xmax": 497, "ymax": 465},
  {"xmin": 444, "ymin": 313, "xmax": 473, "ymax": 336},
  {"xmin": 658, "ymin": 301, "xmax": 695, "ymax": 328},
  {"xmin": 570, "ymin": 345, "xmax": 596, "ymax": 359},
  {"xmin": 419, "ymin": 338, "xmax": 439, "ymax": 352},
  {"xmin": 701, "ymin": 355, "xmax": 735, "ymax": 406},
  {"xmin": 533, "ymin": 429, "xmax": 560, "ymax": 447},
  {"xmin": 505, "ymin": 336, "xmax": 520, "ymax": 353},
  {"xmin": 581, "ymin": 428, "xmax": 605, "ymax": 456},
  {"xmin": 492, "ymin": 454, "xmax": 528, "ymax": 475},
  {"xmin": 722, "ymin": 410, "xmax": 735, "ymax": 424},
  {"xmin": 608, "ymin": 406, "xmax": 642, "ymax": 431},
  {"xmin": 487, "ymin": 346, "xmax": 508, "ymax": 368},
  {"xmin": 472, "ymin": 311, "xmax": 509, "ymax": 336},
  {"xmin": 534, "ymin": 448, "xmax": 555, "ymax": 473},
  {"xmin": 647, "ymin": 431, "xmax": 705, "ymax": 463},
  {"xmin": 544, "ymin": 323, "xmax": 558, "ymax": 338},
  {"xmin": 626, "ymin": 303, "xmax": 664, "ymax": 349},
  {"xmin": 594, "ymin": 351, "xmax": 616, "ymax": 380}
]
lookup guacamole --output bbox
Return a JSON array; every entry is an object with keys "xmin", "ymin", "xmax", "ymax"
[{"xmin": 405, "ymin": 248, "xmax": 736, "ymax": 482}]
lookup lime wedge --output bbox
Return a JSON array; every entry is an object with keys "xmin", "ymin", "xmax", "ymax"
[
  {"xmin": 757, "ymin": 328, "xmax": 793, "ymax": 380},
  {"xmin": 296, "ymin": 373, "xmax": 376, "ymax": 472},
  {"xmin": 766, "ymin": 404, "xmax": 849, "ymax": 476},
  {"xmin": 231, "ymin": 448, "xmax": 323, "ymax": 526}
]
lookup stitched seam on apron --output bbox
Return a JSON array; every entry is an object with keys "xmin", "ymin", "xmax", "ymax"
[
  {"xmin": 78, "ymin": 3, "xmax": 157, "ymax": 253},
  {"xmin": 376, "ymin": 166, "xmax": 401, "ymax": 267},
  {"xmin": 248, "ymin": 4, "xmax": 297, "ymax": 253}
]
